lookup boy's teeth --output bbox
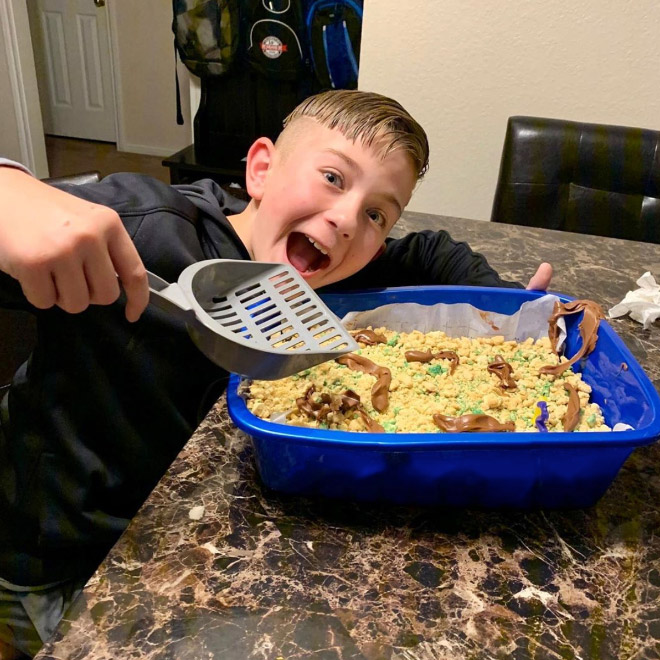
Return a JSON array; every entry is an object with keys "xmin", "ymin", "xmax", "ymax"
[{"xmin": 306, "ymin": 235, "xmax": 328, "ymax": 255}]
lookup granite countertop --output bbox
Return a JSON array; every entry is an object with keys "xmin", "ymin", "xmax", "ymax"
[{"xmin": 37, "ymin": 216, "xmax": 660, "ymax": 660}]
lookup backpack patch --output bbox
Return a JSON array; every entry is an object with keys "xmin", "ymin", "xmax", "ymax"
[
  {"xmin": 245, "ymin": 0, "xmax": 308, "ymax": 81},
  {"xmin": 306, "ymin": 0, "xmax": 363, "ymax": 89},
  {"xmin": 173, "ymin": 0, "xmax": 240, "ymax": 77}
]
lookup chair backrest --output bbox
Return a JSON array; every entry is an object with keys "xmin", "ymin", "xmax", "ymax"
[
  {"xmin": 1, "ymin": 171, "xmax": 101, "ymax": 390},
  {"xmin": 43, "ymin": 170, "xmax": 101, "ymax": 186},
  {"xmin": 490, "ymin": 116, "xmax": 660, "ymax": 243}
]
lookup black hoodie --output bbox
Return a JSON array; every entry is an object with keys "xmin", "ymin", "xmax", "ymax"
[{"xmin": 0, "ymin": 173, "xmax": 519, "ymax": 587}]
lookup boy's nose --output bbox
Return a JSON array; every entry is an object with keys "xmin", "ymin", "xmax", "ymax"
[{"xmin": 325, "ymin": 202, "xmax": 359, "ymax": 240}]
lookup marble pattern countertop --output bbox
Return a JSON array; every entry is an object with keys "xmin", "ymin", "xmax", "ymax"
[{"xmin": 37, "ymin": 216, "xmax": 660, "ymax": 660}]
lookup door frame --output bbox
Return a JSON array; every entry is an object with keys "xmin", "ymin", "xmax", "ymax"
[
  {"xmin": 2, "ymin": 0, "xmax": 126, "ymax": 175},
  {"xmin": 104, "ymin": 1, "xmax": 126, "ymax": 151}
]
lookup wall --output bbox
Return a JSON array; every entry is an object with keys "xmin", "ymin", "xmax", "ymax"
[
  {"xmin": 0, "ymin": 18, "xmax": 22, "ymax": 159},
  {"xmin": 110, "ymin": 1, "xmax": 192, "ymax": 156},
  {"xmin": 359, "ymin": 0, "xmax": 660, "ymax": 220},
  {"xmin": 0, "ymin": 0, "xmax": 47, "ymax": 176}
]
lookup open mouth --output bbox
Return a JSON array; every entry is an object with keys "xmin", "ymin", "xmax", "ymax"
[{"xmin": 286, "ymin": 232, "xmax": 331, "ymax": 274}]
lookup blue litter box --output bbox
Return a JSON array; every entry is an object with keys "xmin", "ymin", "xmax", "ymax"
[{"xmin": 227, "ymin": 287, "xmax": 660, "ymax": 509}]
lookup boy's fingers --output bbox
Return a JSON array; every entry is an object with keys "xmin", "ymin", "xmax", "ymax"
[
  {"xmin": 53, "ymin": 259, "xmax": 93, "ymax": 314},
  {"xmin": 19, "ymin": 269, "xmax": 58, "ymax": 310},
  {"xmin": 526, "ymin": 262, "xmax": 553, "ymax": 291},
  {"xmin": 84, "ymin": 253, "xmax": 121, "ymax": 306},
  {"xmin": 0, "ymin": 170, "xmax": 148, "ymax": 318},
  {"xmin": 108, "ymin": 230, "xmax": 149, "ymax": 322},
  {"xmin": 122, "ymin": 275, "xmax": 150, "ymax": 323}
]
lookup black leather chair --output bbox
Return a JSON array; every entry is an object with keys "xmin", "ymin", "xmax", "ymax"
[
  {"xmin": 490, "ymin": 116, "xmax": 660, "ymax": 243},
  {"xmin": 1, "ymin": 171, "xmax": 101, "ymax": 390},
  {"xmin": 42, "ymin": 170, "xmax": 101, "ymax": 187}
]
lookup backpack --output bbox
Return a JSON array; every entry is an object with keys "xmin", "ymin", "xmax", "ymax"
[
  {"xmin": 305, "ymin": 0, "xmax": 363, "ymax": 89},
  {"xmin": 244, "ymin": 0, "xmax": 309, "ymax": 81},
  {"xmin": 172, "ymin": 0, "xmax": 240, "ymax": 77}
]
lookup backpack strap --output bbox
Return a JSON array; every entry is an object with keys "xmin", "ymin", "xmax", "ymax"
[
  {"xmin": 322, "ymin": 18, "xmax": 358, "ymax": 88},
  {"xmin": 305, "ymin": 0, "xmax": 363, "ymax": 89},
  {"xmin": 174, "ymin": 38, "xmax": 184, "ymax": 125}
]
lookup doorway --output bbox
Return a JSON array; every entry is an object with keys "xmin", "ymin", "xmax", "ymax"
[
  {"xmin": 27, "ymin": 0, "xmax": 117, "ymax": 143},
  {"xmin": 23, "ymin": 0, "xmax": 167, "ymax": 182},
  {"xmin": 5, "ymin": 0, "xmax": 194, "ymax": 181}
]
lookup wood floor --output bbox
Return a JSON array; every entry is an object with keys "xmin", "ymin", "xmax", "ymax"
[{"xmin": 45, "ymin": 135, "xmax": 172, "ymax": 184}]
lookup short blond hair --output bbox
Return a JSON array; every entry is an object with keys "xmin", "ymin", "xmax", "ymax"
[{"xmin": 280, "ymin": 89, "xmax": 429, "ymax": 179}]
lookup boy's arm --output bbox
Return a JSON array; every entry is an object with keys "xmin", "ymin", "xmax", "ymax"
[
  {"xmin": 334, "ymin": 229, "xmax": 525, "ymax": 290},
  {"xmin": 0, "ymin": 165, "xmax": 149, "ymax": 321}
]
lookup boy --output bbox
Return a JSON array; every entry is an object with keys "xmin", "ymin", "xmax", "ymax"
[{"xmin": 0, "ymin": 90, "xmax": 551, "ymax": 658}]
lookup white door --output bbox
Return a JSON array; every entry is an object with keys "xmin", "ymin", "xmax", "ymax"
[{"xmin": 28, "ymin": 0, "xmax": 116, "ymax": 141}]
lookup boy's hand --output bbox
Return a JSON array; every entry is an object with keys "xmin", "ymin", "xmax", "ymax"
[
  {"xmin": 526, "ymin": 262, "xmax": 553, "ymax": 291},
  {"xmin": 0, "ymin": 167, "xmax": 149, "ymax": 321}
]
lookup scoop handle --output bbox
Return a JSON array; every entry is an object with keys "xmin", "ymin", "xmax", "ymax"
[{"xmin": 146, "ymin": 270, "xmax": 195, "ymax": 322}]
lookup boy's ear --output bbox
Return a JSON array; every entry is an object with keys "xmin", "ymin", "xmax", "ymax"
[{"xmin": 244, "ymin": 137, "xmax": 275, "ymax": 201}]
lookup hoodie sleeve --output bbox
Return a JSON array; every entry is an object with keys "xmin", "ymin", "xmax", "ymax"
[
  {"xmin": 331, "ymin": 229, "xmax": 524, "ymax": 291},
  {"xmin": 0, "ymin": 158, "xmax": 32, "ymax": 175},
  {"xmin": 0, "ymin": 271, "xmax": 31, "ymax": 310}
]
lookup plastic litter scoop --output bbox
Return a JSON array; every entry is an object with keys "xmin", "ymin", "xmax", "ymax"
[{"xmin": 146, "ymin": 259, "xmax": 358, "ymax": 380}]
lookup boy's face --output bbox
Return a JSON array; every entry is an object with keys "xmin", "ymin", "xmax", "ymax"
[{"xmin": 245, "ymin": 120, "xmax": 417, "ymax": 289}]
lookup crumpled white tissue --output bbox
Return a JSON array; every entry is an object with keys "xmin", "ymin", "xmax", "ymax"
[{"xmin": 608, "ymin": 272, "xmax": 660, "ymax": 330}]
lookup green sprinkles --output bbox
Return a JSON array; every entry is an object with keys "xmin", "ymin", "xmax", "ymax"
[{"xmin": 248, "ymin": 328, "xmax": 608, "ymax": 434}]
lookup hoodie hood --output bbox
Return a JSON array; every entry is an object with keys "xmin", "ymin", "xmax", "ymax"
[{"xmin": 174, "ymin": 178, "xmax": 250, "ymax": 261}]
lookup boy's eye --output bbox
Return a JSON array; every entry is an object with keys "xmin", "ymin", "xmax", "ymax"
[
  {"xmin": 367, "ymin": 210, "xmax": 387, "ymax": 227},
  {"xmin": 323, "ymin": 171, "xmax": 343, "ymax": 187}
]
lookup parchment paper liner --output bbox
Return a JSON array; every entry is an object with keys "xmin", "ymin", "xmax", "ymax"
[{"xmin": 341, "ymin": 294, "xmax": 565, "ymax": 345}]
